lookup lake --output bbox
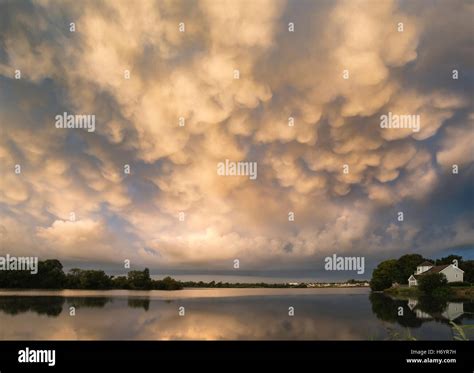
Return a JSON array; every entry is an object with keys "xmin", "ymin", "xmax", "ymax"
[{"xmin": 0, "ymin": 288, "xmax": 472, "ymax": 340}]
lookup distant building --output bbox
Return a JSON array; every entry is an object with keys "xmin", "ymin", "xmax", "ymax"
[{"xmin": 408, "ymin": 260, "xmax": 464, "ymax": 287}]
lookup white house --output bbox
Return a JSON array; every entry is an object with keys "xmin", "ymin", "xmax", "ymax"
[{"xmin": 408, "ymin": 260, "xmax": 464, "ymax": 287}]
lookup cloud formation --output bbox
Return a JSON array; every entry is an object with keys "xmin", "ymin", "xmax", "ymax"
[{"xmin": 0, "ymin": 0, "xmax": 473, "ymax": 275}]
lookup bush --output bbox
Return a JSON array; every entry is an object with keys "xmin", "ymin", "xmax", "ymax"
[
  {"xmin": 418, "ymin": 273, "xmax": 448, "ymax": 295},
  {"xmin": 448, "ymin": 281, "xmax": 471, "ymax": 287}
]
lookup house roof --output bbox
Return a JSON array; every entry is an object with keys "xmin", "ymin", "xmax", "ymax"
[
  {"xmin": 418, "ymin": 261, "xmax": 434, "ymax": 267},
  {"xmin": 426, "ymin": 264, "xmax": 450, "ymax": 273},
  {"xmin": 414, "ymin": 264, "xmax": 450, "ymax": 278}
]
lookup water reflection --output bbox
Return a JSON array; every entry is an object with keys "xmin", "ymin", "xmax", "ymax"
[
  {"xmin": 370, "ymin": 293, "xmax": 473, "ymax": 328},
  {"xmin": 127, "ymin": 297, "xmax": 150, "ymax": 311},
  {"xmin": 68, "ymin": 297, "xmax": 113, "ymax": 309},
  {"xmin": 369, "ymin": 293, "xmax": 423, "ymax": 328},
  {"xmin": 0, "ymin": 290, "xmax": 472, "ymax": 340},
  {"xmin": 0, "ymin": 296, "xmax": 65, "ymax": 317},
  {"xmin": 0, "ymin": 296, "xmax": 150, "ymax": 314}
]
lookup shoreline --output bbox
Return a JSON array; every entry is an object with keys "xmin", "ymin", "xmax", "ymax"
[{"xmin": 382, "ymin": 286, "xmax": 474, "ymax": 301}]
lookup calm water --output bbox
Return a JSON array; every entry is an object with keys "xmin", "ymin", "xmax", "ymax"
[{"xmin": 0, "ymin": 288, "xmax": 472, "ymax": 340}]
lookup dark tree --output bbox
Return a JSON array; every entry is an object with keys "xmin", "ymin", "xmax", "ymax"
[
  {"xmin": 459, "ymin": 260, "xmax": 474, "ymax": 283},
  {"xmin": 370, "ymin": 259, "xmax": 400, "ymax": 291},
  {"xmin": 0, "ymin": 259, "xmax": 66, "ymax": 289},
  {"xmin": 435, "ymin": 255, "xmax": 463, "ymax": 266},
  {"xmin": 111, "ymin": 275, "xmax": 130, "ymax": 289},
  {"xmin": 154, "ymin": 276, "xmax": 183, "ymax": 290},
  {"xmin": 36, "ymin": 260, "xmax": 66, "ymax": 288},
  {"xmin": 395, "ymin": 254, "xmax": 426, "ymax": 284},
  {"xmin": 127, "ymin": 268, "xmax": 152, "ymax": 290},
  {"xmin": 65, "ymin": 268, "xmax": 112, "ymax": 289}
]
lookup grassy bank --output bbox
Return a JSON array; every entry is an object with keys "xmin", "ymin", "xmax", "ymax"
[{"xmin": 383, "ymin": 285, "xmax": 474, "ymax": 301}]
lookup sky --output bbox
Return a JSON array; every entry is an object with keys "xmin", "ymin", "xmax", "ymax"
[{"xmin": 0, "ymin": 0, "xmax": 473, "ymax": 281}]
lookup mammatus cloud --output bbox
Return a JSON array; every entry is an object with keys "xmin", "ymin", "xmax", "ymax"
[{"xmin": 0, "ymin": 0, "xmax": 472, "ymax": 274}]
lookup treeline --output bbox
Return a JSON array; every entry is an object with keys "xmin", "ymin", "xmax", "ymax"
[
  {"xmin": 181, "ymin": 281, "xmax": 297, "ymax": 288},
  {"xmin": 370, "ymin": 254, "xmax": 473, "ymax": 292},
  {"xmin": 0, "ymin": 259, "xmax": 182, "ymax": 290}
]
